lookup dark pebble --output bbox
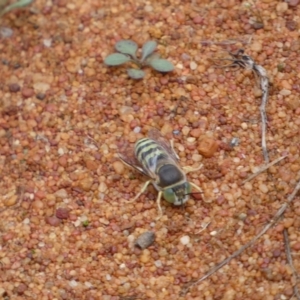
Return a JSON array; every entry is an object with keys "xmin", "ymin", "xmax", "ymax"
[
  {"xmin": 9, "ymin": 83, "xmax": 21, "ymax": 93},
  {"xmin": 135, "ymin": 231, "xmax": 156, "ymax": 249},
  {"xmin": 36, "ymin": 93, "xmax": 46, "ymax": 100}
]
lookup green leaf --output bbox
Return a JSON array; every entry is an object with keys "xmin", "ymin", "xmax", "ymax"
[
  {"xmin": 148, "ymin": 58, "xmax": 174, "ymax": 72},
  {"xmin": 104, "ymin": 53, "xmax": 130, "ymax": 66},
  {"xmin": 115, "ymin": 40, "xmax": 138, "ymax": 58},
  {"xmin": 0, "ymin": 0, "xmax": 34, "ymax": 17},
  {"xmin": 141, "ymin": 40, "xmax": 157, "ymax": 62},
  {"xmin": 127, "ymin": 68, "xmax": 145, "ymax": 79}
]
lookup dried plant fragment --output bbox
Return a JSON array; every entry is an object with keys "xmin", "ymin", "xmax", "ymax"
[{"xmin": 211, "ymin": 49, "xmax": 270, "ymax": 163}]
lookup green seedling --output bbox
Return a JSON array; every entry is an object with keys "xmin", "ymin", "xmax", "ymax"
[
  {"xmin": 104, "ymin": 40, "xmax": 174, "ymax": 79},
  {"xmin": 0, "ymin": 0, "xmax": 34, "ymax": 17},
  {"xmin": 277, "ymin": 63, "xmax": 285, "ymax": 72},
  {"xmin": 82, "ymin": 220, "xmax": 89, "ymax": 227}
]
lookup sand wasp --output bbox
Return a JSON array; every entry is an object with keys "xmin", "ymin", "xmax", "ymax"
[{"xmin": 118, "ymin": 129, "xmax": 204, "ymax": 218}]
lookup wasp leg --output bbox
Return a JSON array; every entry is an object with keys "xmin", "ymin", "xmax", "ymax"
[
  {"xmin": 190, "ymin": 182, "xmax": 206, "ymax": 202},
  {"xmin": 155, "ymin": 191, "xmax": 163, "ymax": 220},
  {"xmin": 183, "ymin": 164, "xmax": 203, "ymax": 174},
  {"xmin": 170, "ymin": 139, "xmax": 180, "ymax": 160},
  {"xmin": 128, "ymin": 180, "xmax": 152, "ymax": 203}
]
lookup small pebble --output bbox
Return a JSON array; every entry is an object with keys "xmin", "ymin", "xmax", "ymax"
[
  {"xmin": 45, "ymin": 216, "xmax": 61, "ymax": 227},
  {"xmin": 292, "ymin": 242, "xmax": 300, "ymax": 250},
  {"xmin": 22, "ymin": 88, "xmax": 34, "ymax": 98},
  {"xmin": 55, "ymin": 189, "xmax": 68, "ymax": 199},
  {"xmin": 180, "ymin": 235, "xmax": 190, "ymax": 245},
  {"xmin": 113, "ymin": 161, "xmax": 125, "ymax": 175},
  {"xmin": 56, "ymin": 208, "xmax": 70, "ymax": 219},
  {"xmin": 69, "ymin": 280, "xmax": 78, "ymax": 287},
  {"xmin": 190, "ymin": 61, "xmax": 197, "ymax": 70},
  {"xmin": 280, "ymin": 89, "xmax": 291, "ymax": 96},
  {"xmin": 15, "ymin": 283, "xmax": 27, "ymax": 295},
  {"xmin": 4, "ymin": 194, "xmax": 18, "ymax": 207},
  {"xmin": 258, "ymin": 183, "xmax": 269, "ymax": 193},
  {"xmin": 77, "ymin": 177, "xmax": 93, "ymax": 191},
  {"xmin": 43, "ymin": 39, "xmax": 52, "ymax": 47},
  {"xmin": 198, "ymin": 136, "xmax": 219, "ymax": 158},
  {"xmin": 251, "ymin": 41, "xmax": 262, "ymax": 52},
  {"xmin": 276, "ymin": 2, "xmax": 288, "ymax": 12},
  {"xmin": 8, "ymin": 83, "xmax": 20, "ymax": 93},
  {"xmin": 288, "ymin": 0, "xmax": 299, "ymax": 6},
  {"xmin": 0, "ymin": 27, "xmax": 13, "ymax": 38},
  {"xmin": 154, "ymin": 260, "xmax": 162, "ymax": 267},
  {"xmin": 135, "ymin": 231, "xmax": 156, "ymax": 249}
]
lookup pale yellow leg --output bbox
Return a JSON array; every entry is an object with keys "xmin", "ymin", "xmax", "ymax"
[
  {"xmin": 190, "ymin": 182, "xmax": 206, "ymax": 202},
  {"xmin": 155, "ymin": 191, "xmax": 163, "ymax": 220},
  {"xmin": 128, "ymin": 180, "xmax": 152, "ymax": 203},
  {"xmin": 183, "ymin": 164, "xmax": 203, "ymax": 174},
  {"xmin": 170, "ymin": 139, "xmax": 180, "ymax": 160}
]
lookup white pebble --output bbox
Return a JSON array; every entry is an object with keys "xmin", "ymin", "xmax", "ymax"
[
  {"xmin": 181, "ymin": 53, "xmax": 190, "ymax": 60},
  {"xmin": 0, "ymin": 27, "xmax": 13, "ymax": 38},
  {"xmin": 84, "ymin": 282, "xmax": 93, "ymax": 288},
  {"xmin": 180, "ymin": 235, "xmax": 190, "ymax": 245},
  {"xmin": 133, "ymin": 126, "xmax": 141, "ymax": 133},
  {"xmin": 144, "ymin": 5, "xmax": 153, "ymax": 11},
  {"xmin": 241, "ymin": 122, "xmax": 248, "ymax": 130},
  {"xmin": 69, "ymin": 280, "xmax": 78, "ymax": 287},
  {"xmin": 192, "ymin": 153, "xmax": 202, "ymax": 162},
  {"xmin": 23, "ymin": 218, "xmax": 30, "ymax": 224},
  {"xmin": 259, "ymin": 183, "xmax": 269, "ymax": 193},
  {"xmin": 43, "ymin": 39, "xmax": 52, "ymax": 47},
  {"xmin": 58, "ymin": 148, "xmax": 64, "ymax": 155},
  {"xmin": 98, "ymin": 182, "xmax": 108, "ymax": 193},
  {"xmin": 106, "ymin": 274, "xmax": 111, "ymax": 281},
  {"xmin": 190, "ymin": 61, "xmax": 197, "ymax": 70},
  {"xmin": 233, "ymin": 157, "xmax": 240, "ymax": 163},
  {"xmin": 55, "ymin": 189, "xmax": 68, "ymax": 198},
  {"xmin": 187, "ymin": 137, "xmax": 196, "ymax": 143},
  {"xmin": 154, "ymin": 260, "xmax": 162, "ymax": 267},
  {"xmin": 280, "ymin": 89, "xmax": 291, "ymax": 96},
  {"xmin": 182, "ymin": 126, "xmax": 190, "ymax": 135},
  {"xmin": 49, "ymin": 233, "xmax": 56, "ymax": 239}
]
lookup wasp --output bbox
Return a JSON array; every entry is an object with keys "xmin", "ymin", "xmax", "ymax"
[{"xmin": 118, "ymin": 129, "xmax": 204, "ymax": 218}]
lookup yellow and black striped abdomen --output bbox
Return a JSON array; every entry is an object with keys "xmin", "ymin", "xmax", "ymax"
[{"xmin": 134, "ymin": 138, "xmax": 169, "ymax": 173}]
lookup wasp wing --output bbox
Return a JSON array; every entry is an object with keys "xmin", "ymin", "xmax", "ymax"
[
  {"xmin": 148, "ymin": 128, "xmax": 179, "ymax": 163},
  {"xmin": 118, "ymin": 141, "xmax": 153, "ymax": 178}
]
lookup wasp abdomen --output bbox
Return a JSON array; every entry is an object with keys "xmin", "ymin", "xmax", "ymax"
[
  {"xmin": 158, "ymin": 164, "xmax": 184, "ymax": 187},
  {"xmin": 135, "ymin": 138, "xmax": 168, "ymax": 167}
]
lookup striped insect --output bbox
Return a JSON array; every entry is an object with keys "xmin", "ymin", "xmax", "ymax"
[{"xmin": 118, "ymin": 129, "xmax": 204, "ymax": 218}]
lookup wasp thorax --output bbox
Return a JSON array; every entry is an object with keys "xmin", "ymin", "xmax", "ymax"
[{"xmin": 158, "ymin": 164, "xmax": 184, "ymax": 187}]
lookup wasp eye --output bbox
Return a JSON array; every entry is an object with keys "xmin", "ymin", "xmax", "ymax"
[{"xmin": 163, "ymin": 188, "xmax": 176, "ymax": 203}]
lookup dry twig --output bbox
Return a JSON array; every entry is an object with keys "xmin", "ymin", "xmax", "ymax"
[
  {"xmin": 212, "ymin": 49, "xmax": 270, "ymax": 163},
  {"xmin": 242, "ymin": 155, "xmax": 287, "ymax": 184},
  {"xmin": 201, "ymin": 36, "xmax": 252, "ymax": 46},
  {"xmin": 181, "ymin": 178, "xmax": 300, "ymax": 295},
  {"xmin": 284, "ymin": 229, "xmax": 300, "ymax": 299}
]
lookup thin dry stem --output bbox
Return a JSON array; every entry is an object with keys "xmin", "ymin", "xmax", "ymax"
[
  {"xmin": 284, "ymin": 229, "xmax": 300, "ymax": 300},
  {"xmin": 211, "ymin": 49, "xmax": 270, "ymax": 163},
  {"xmin": 181, "ymin": 178, "xmax": 300, "ymax": 295},
  {"xmin": 242, "ymin": 155, "xmax": 287, "ymax": 184}
]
